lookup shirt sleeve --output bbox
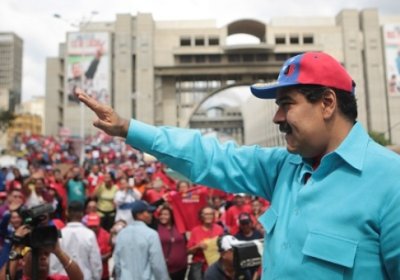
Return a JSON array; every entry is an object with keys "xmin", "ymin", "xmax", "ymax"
[
  {"xmin": 88, "ymin": 233, "xmax": 103, "ymax": 279},
  {"xmin": 113, "ymin": 243, "xmax": 121, "ymax": 279},
  {"xmin": 380, "ymin": 189, "xmax": 400, "ymax": 278},
  {"xmin": 126, "ymin": 119, "xmax": 289, "ymax": 201},
  {"xmin": 148, "ymin": 232, "xmax": 169, "ymax": 280}
]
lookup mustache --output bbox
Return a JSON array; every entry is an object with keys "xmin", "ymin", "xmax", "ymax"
[{"xmin": 279, "ymin": 123, "xmax": 292, "ymax": 134}]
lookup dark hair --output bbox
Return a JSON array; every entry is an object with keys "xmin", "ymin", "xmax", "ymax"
[
  {"xmin": 68, "ymin": 201, "xmax": 84, "ymax": 213},
  {"xmin": 198, "ymin": 205, "xmax": 214, "ymax": 222},
  {"xmin": 158, "ymin": 205, "xmax": 175, "ymax": 225},
  {"xmin": 176, "ymin": 180, "xmax": 190, "ymax": 191},
  {"xmin": 293, "ymin": 85, "xmax": 358, "ymax": 123}
]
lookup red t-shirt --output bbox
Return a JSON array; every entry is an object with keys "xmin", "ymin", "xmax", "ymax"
[
  {"xmin": 96, "ymin": 227, "xmax": 112, "ymax": 279},
  {"xmin": 187, "ymin": 223, "xmax": 224, "ymax": 265},
  {"xmin": 168, "ymin": 187, "xmax": 208, "ymax": 233},
  {"xmin": 23, "ymin": 275, "xmax": 68, "ymax": 280},
  {"xmin": 224, "ymin": 205, "xmax": 252, "ymax": 235},
  {"xmin": 143, "ymin": 188, "xmax": 165, "ymax": 204}
]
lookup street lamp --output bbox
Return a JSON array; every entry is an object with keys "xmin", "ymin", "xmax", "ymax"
[{"xmin": 53, "ymin": 11, "xmax": 98, "ymax": 165}]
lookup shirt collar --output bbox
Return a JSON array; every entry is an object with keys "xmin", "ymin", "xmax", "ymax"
[
  {"xmin": 288, "ymin": 122, "xmax": 369, "ymax": 172},
  {"xmin": 333, "ymin": 122, "xmax": 369, "ymax": 171}
]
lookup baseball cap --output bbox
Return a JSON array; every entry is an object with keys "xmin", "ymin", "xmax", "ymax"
[
  {"xmin": 251, "ymin": 52, "xmax": 355, "ymax": 99},
  {"xmin": 131, "ymin": 200, "xmax": 156, "ymax": 215},
  {"xmin": 218, "ymin": 235, "xmax": 241, "ymax": 252},
  {"xmin": 86, "ymin": 213, "xmax": 101, "ymax": 227},
  {"xmin": 238, "ymin": 213, "xmax": 252, "ymax": 224},
  {"xmin": 234, "ymin": 193, "xmax": 246, "ymax": 197}
]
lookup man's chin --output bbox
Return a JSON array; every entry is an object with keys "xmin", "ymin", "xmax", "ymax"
[{"xmin": 285, "ymin": 146, "xmax": 299, "ymax": 155}]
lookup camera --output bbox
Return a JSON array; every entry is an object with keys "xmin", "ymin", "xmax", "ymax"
[
  {"xmin": 232, "ymin": 239, "xmax": 263, "ymax": 270},
  {"xmin": 14, "ymin": 203, "xmax": 60, "ymax": 248}
]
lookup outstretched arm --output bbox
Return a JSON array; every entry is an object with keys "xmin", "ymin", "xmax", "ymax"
[{"xmin": 75, "ymin": 88, "xmax": 129, "ymax": 138}]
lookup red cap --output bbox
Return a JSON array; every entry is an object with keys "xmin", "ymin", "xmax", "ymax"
[
  {"xmin": 86, "ymin": 213, "xmax": 101, "ymax": 227},
  {"xmin": 251, "ymin": 52, "xmax": 355, "ymax": 99}
]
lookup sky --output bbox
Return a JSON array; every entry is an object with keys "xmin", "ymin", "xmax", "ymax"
[{"xmin": 1, "ymin": 0, "xmax": 399, "ymax": 102}]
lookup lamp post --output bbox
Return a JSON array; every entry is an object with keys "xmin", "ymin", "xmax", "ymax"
[{"xmin": 53, "ymin": 11, "xmax": 98, "ymax": 165}]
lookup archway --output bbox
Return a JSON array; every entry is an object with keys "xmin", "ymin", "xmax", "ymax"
[{"xmin": 188, "ymin": 85, "xmax": 251, "ymax": 144}]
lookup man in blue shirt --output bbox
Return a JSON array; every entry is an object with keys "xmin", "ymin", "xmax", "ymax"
[
  {"xmin": 76, "ymin": 51, "xmax": 400, "ymax": 279},
  {"xmin": 113, "ymin": 200, "xmax": 169, "ymax": 280}
]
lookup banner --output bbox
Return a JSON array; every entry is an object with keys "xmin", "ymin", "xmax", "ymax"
[
  {"xmin": 65, "ymin": 32, "xmax": 111, "ymax": 105},
  {"xmin": 383, "ymin": 25, "xmax": 400, "ymax": 96}
]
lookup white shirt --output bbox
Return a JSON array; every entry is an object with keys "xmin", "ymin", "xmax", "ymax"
[
  {"xmin": 114, "ymin": 189, "xmax": 141, "ymax": 224},
  {"xmin": 50, "ymin": 222, "xmax": 102, "ymax": 280}
]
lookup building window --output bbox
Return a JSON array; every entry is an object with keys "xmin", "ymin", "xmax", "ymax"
[
  {"xmin": 195, "ymin": 37, "xmax": 205, "ymax": 46},
  {"xmin": 208, "ymin": 37, "xmax": 219, "ymax": 46},
  {"xmin": 179, "ymin": 55, "xmax": 192, "ymax": 63},
  {"xmin": 243, "ymin": 54, "xmax": 255, "ymax": 62},
  {"xmin": 209, "ymin": 55, "xmax": 221, "ymax": 63},
  {"xmin": 275, "ymin": 35, "xmax": 286, "ymax": 45},
  {"xmin": 290, "ymin": 35, "xmax": 299, "ymax": 44},
  {"xmin": 195, "ymin": 55, "xmax": 206, "ymax": 63},
  {"xmin": 228, "ymin": 54, "xmax": 241, "ymax": 63},
  {"xmin": 275, "ymin": 53, "xmax": 287, "ymax": 61},
  {"xmin": 256, "ymin": 53, "xmax": 268, "ymax": 62},
  {"xmin": 303, "ymin": 35, "xmax": 314, "ymax": 44},
  {"xmin": 180, "ymin": 37, "xmax": 191, "ymax": 46}
]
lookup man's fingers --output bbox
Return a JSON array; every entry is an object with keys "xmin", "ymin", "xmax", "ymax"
[
  {"xmin": 93, "ymin": 119, "xmax": 109, "ymax": 130},
  {"xmin": 75, "ymin": 88, "xmax": 102, "ymax": 113}
]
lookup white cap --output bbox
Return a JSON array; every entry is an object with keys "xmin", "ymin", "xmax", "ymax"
[{"xmin": 219, "ymin": 235, "xmax": 241, "ymax": 252}]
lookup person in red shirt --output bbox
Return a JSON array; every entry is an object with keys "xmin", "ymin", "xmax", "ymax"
[
  {"xmin": 143, "ymin": 178, "xmax": 166, "ymax": 204},
  {"xmin": 85, "ymin": 213, "xmax": 112, "ymax": 280},
  {"xmin": 87, "ymin": 164, "xmax": 104, "ymax": 197},
  {"xmin": 167, "ymin": 185, "xmax": 208, "ymax": 234},
  {"xmin": 47, "ymin": 169, "xmax": 68, "ymax": 213},
  {"xmin": 187, "ymin": 206, "xmax": 224, "ymax": 280},
  {"xmin": 156, "ymin": 205, "xmax": 188, "ymax": 280},
  {"xmin": 224, "ymin": 194, "xmax": 252, "ymax": 235},
  {"xmin": 250, "ymin": 198, "xmax": 269, "ymax": 235}
]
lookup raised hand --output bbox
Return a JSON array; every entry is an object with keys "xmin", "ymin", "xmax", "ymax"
[{"xmin": 75, "ymin": 88, "xmax": 130, "ymax": 138}]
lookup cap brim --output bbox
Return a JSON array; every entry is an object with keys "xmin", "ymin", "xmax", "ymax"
[
  {"xmin": 147, "ymin": 205, "xmax": 156, "ymax": 212},
  {"xmin": 250, "ymin": 82, "xmax": 298, "ymax": 99}
]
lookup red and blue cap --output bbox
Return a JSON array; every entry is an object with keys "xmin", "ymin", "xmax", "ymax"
[{"xmin": 251, "ymin": 52, "xmax": 356, "ymax": 99}]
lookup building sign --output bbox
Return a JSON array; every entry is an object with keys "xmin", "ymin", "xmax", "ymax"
[
  {"xmin": 383, "ymin": 24, "xmax": 400, "ymax": 96},
  {"xmin": 65, "ymin": 32, "xmax": 111, "ymax": 105}
]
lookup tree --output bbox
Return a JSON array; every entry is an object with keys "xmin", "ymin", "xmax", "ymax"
[
  {"xmin": 369, "ymin": 131, "xmax": 391, "ymax": 146},
  {"xmin": 0, "ymin": 109, "xmax": 15, "ymax": 132}
]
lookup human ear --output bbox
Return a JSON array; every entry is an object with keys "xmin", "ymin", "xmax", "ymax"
[{"xmin": 321, "ymin": 89, "xmax": 336, "ymax": 119}]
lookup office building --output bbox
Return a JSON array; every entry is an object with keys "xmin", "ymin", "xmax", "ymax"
[{"xmin": 45, "ymin": 9, "xmax": 400, "ymax": 145}]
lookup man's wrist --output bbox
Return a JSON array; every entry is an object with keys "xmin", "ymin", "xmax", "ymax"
[{"xmin": 118, "ymin": 118, "xmax": 130, "ymax": 138}]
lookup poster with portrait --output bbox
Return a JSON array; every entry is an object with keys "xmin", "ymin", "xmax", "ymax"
[
  {"xmin": 383, "ymin": 24, "xmax": 400, "ymax": 96},
  {"xmin": 65, "ymin": 32, "xmax": 111, "ymax": 105}
]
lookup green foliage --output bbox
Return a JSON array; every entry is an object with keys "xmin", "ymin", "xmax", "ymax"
[
  {"xmin": 369, "ymin": 131, "xmax": 391, "ymax": 146},
  {"xmin": 0, "ymin": 109, "xmax": 15, "ymax": 132}
]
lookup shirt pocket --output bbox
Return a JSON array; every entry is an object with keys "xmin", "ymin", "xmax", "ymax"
[
  {"xmin": 258, "ymin": 207, "xmax": 278, "ymax": 235},
  {"xmin": 302, "ymin": 231, "xmax": 358, "ymax": 278}
]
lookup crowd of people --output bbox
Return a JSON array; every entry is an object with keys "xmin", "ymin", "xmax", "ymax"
[{"xmin": 0, "ymin": 132, "xmax": 269, "ymax": 279}]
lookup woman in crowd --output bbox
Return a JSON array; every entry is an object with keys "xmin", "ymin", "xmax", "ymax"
[
  {"xmin": 187, "ymin": 206, "xmax": 224, "ymax": 280},
  {"xmin": 114, "ymin": 177, "xmax": 141, "ymax": 224},
  {"xmin": 250, "ymin": 198, "xmax": 268, "ymax": 235},
  {"xmin": 94, "ymin": 172, "xmax": 118, "ymax": 231},
  {"xmin": 0, "ymin": 209, "xmax": 24, "ymax": 268},
  {"xmin": 157, "ymin": 205, "xmax": 188, "ymax": 280}
]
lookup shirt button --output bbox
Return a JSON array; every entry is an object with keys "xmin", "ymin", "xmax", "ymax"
[
  {"xmin": 294, "ymin": 209, "xmax": 300, "ymax": 216},
  {"xmin": 282, "ymin": 242, "xmax": 289, "ymax": 249}
]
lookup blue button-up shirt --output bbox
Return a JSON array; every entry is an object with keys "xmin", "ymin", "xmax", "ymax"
[
  {"xmin": 127, "ymin": 120, "xmax": 400, "ymax": 280},
  {"xmin": 113, "ymin": 220, "xmax": 169, "ymax": 280}
]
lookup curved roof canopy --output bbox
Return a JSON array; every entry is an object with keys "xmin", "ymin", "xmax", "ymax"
[{"xmin": 227, "ymin": 19, "xmax": 266, "ymax": 42}]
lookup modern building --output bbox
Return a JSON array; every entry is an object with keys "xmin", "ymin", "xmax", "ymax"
[
  {"xmin": 6, "ymin": 113, "xmax": 42, "ymax": 149},
  {"xmin": 0, "ymin": 32, "xmax": 23, "ymax": 112},
  {"xmin": 45, "ymin": 9, "xmax": 400, "ymax": 146}
]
